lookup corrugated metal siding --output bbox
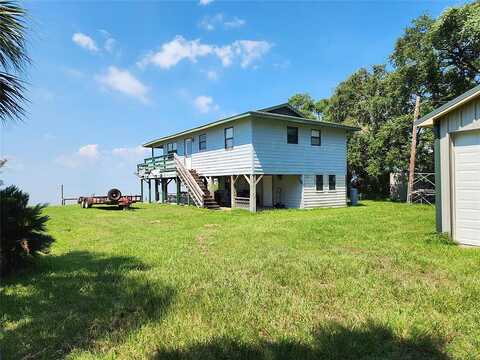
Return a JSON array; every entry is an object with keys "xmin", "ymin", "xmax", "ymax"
[
  {"xmin": 302, "ymin": 174, "xmax": 346, "ymax": 208},
  {"xmin": 252, "ymin": 117, "xmax": 347, "ymax": 175}
]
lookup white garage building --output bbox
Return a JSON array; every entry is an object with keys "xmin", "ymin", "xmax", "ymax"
[{"xmin": 417, "ymin": 85, "xmax": 480, "ymax": 246}]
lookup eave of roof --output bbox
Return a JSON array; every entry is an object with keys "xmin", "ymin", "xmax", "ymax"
[
  {"xmin": 143, "ymin": 111, "xmax": 360, "ymax": 148},
  {"xmin": 415, "ymin": 84, "xmax": 480, "ymax": 128}
]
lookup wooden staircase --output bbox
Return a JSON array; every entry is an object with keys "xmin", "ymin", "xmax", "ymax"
[
  {"xmin": 173, "ymin": 154, "xmax": 220, "ymax": 210},
  {"xmin": 189, "ymin": 169, "xmax": 220, "ymax": 210}
]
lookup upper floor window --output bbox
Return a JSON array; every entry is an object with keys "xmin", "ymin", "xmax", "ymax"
[
  {"xmin": 329, "ymin": 175, "xmax": 336, "ymax": 190},
  {"xmin": 199, "ymin": 134, "xmax": 207, "ymax": 151},
  {"xmin": 166, "ymin": 142, "xmax": 177, "ymax": 154},
  {"xmin": 316, "ymin": 175, "xmax": 324, "ymax": 191},
  {"xmin": 311, "ymin": 129, "xmax": 321, "ymax": 146},
  {"xmin": 225, "ymin": 127, "xmax": 234, "ymax": 149},
  {"xmin": 287, "ymin": 126, "xmax": 298, "ymax": 144}
]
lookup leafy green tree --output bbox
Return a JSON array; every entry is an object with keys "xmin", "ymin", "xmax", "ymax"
[
  {"xmin": 1, "ymin": 186, "xmax": 54, "ymax": 276},
  {"xmin": 0, "ymin": 0, "xmax": 29, "ymax": 123},
  {"xmin": 288, "ymin": 93, "xmax": 329, "ymax": 119},
  {"xmin": 391, "ymin": 2, "xmax": 480, "ymax": 102},
  {"xmin": 290, "ymin": 2, "xmax": 480, "ymax": 197}
]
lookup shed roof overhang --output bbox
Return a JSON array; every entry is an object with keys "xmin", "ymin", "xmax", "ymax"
[
  {"xmin": 143, "ymin": 111, "xmax": 360, "ymax": 148},
  {"xmin": 415, "ymin": 84, "xmax": 480, "ymax": 128}
]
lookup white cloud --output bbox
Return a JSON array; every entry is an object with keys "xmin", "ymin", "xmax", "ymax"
[
  {"xmin": 233, "ymin": 40, "xmax": 272, "ymax": 68},
  {"xmin": 78, "ymin": 144, "xmax": 99, "ymax": 159},
  {"xmin": 199, "ymin": 13, "xmax": 245, "ymax": 31},
  {"xmin": 56, "ymin": 144, "xmax": 100, "ymax": 168},
  {"xmin": 199, "ymin": 0, "xmax": 214, "ymax": 5},
  {"xmin": 194, "ymin": 95, "xmax": 219, "ymax": 113},
  {"xmin": 224, "ymin": 17, "xmax": 246, "ymax": 29},
  {"xmin": 112, "ymin": 146, "xmax": 149, "ymax": 159},
  {"xmin": 206, "ymin": 70, "xmax": 219, "ymax": 80},
  {"xmin": 72, "ymin": 32, "xmax": 98, "ymax": 52},
  {"xmin": 138, "ymin": 36, "xmax": 213, "ymax": 69},
  {"xmin": 99, "ymin": 29, "xmax": 117, "ymax": 53},
  {"xmin": 139, "ymin": 36, "xmax": 272, "ymax": 70},
  {"xmin": 96, "ymin": 66, "xmax": 149, "ymax": 103},
  {"xmin": 105, "ymin": 37, "xmax": 116, "ymax": 52}
]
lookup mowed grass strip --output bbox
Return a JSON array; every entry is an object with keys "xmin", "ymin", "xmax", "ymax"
[{"xmin": 1, "ymin": 201, "xmax": 479, "ymax": 359}]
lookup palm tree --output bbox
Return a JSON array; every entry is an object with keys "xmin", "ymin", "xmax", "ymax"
[
  {"xmin": 1, "ymin": 186, "xmax": 53, "ymax": 275},
  {"xmin": 0, "ymin": 0, "xmax": 29, "ymax": 124}
]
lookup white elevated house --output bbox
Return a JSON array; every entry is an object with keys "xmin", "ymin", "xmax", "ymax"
[{"xmin": 137, "ymin": 104, "xmax": 359, "ymax": 212}]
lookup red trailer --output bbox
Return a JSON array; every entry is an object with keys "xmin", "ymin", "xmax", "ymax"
[{"xmin": 78, "ymin": 189, "xmax": 141, "ymax": 209}]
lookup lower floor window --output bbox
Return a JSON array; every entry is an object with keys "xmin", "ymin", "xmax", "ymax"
[
  {"xmin": 329, "ymin": 175, "xmax": 336, "ymax": 190},
  {"xmin": 316, "ymin": 175, "xmax": 323, "ymax": 191}
]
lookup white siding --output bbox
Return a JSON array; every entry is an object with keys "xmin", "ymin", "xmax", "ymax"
[
  {"xmin": 251, "ymin": 117, "xmax": 347, "ymax": 175},
  {"xmin": 302, "ymin": 175, "xmax": 346, "ymax": 209},
  {"xmin": 160, "ymin": 118, "xmax": 253, "ymax": 177},
  {"xmin": 154, "ymin": 115, "xmax": 350, "ymax": 209}
]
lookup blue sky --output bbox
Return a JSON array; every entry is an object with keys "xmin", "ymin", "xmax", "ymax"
[{"xmin": 1, "ymin": 0, "xmax": 464, "ymax": 204}]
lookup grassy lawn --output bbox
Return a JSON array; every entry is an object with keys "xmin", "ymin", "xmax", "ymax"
[{"xmin": 1, "ymin": 201, "xmax": 479, "ymax": 359}]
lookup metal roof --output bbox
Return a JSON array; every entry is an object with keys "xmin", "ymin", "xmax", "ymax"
[
  {"xmin": 415, "ymin": 84, "xmax": 480, "ymax": 128},
  {"xmin": 143, "ymin": 105, "xmax": 360, "ymax": 148}
]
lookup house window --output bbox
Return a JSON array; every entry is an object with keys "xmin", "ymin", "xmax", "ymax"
[
  {"xmin": 225, "ymin": 127, "xmax": 234, "ymax": 149},
  {"xmin": 166, "ymin": 142, "xmax": 177, "ymax": 154},
  {"xmin": 311, "ymin": 129, "xmax": 321, "ymax": 146},
  {"xmin": 199, "ymin": 134, "xmax": 207, "ymax": 151},
  {"xmin": 316, "ymin": 175, "xmax": 324, "ymax": 191},
  {"xmin": 329, "ymin": 175, "xmax": 336, "ymax": 190},
  {"xmin": 287, "ymin": 126, "xmax": 298, "ymax": 144}
]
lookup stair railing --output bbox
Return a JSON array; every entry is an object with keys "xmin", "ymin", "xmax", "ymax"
[{"xmin": 173, "ymin": 154, "xmax": 204, "ymax": 207}]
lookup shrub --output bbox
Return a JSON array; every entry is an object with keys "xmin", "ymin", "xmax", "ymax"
[{"xmin": 0, "ymin": 185, "xmax": 54, "ymax": 276}]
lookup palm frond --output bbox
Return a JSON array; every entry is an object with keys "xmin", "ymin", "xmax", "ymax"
[
  {"xmin": 0, "ymin": 71, "xmax": 25, "ymax": 123},
  {"xmin": 0, "ymin": 0, "xmax": 29, "ymax": 72}
]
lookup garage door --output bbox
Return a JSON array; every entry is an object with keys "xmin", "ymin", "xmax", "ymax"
[{"xmin": 454, "ymin": 130, "xmax": 480, "ymax": 246}]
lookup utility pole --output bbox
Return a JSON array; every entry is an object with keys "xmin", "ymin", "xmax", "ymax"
[{"xmin": 407, "ymin": 95, "xmax": 421, "ymax": 203}]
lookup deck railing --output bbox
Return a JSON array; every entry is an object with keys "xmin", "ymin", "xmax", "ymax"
[{"xmin": 137, "ymin": 153, "xmax": 176, "ymax": 177}]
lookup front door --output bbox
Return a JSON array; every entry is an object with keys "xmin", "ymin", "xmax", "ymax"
[{"xmin": 184, "ymin": 138, "xmax": 193, "ymax": 169}]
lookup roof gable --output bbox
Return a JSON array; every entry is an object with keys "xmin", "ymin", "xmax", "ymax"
[{"xmin": 258, "ymin": 103, "xmax": 306, "ymax": 118}]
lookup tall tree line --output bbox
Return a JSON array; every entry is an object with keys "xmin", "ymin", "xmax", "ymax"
[{"xmin": 289, "ymin": 1, "xmax": 480, "ymax": 197}]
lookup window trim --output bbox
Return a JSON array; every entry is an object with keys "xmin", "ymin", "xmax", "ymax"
[
  {"xmin": 287, "ymin": 126, "xmax": 299, "ymax": 144},
  {"xmin": 311, "ymin": 129, "xmax": 321, "ymax": 146},
  {"xmin": 316, "ymin": 175, "xmax": 324, "ymax": 191},
  {"xmin": 329, "ymin": 175, "xmax": 336, "ymax": 191},
  {"xmin": 224, "ymin": 127, "xmax": 234, "ymax": 149},
  {"xmin": 199, "ymin": 134, "xmax": 207, "ymax": 152}
]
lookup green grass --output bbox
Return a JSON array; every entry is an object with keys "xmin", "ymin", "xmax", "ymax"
[{"xmin": 1, "ymin": 201, "xmax": 480, "ymax": 359}]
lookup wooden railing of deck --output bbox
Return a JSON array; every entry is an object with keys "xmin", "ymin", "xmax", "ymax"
[{"xmin": 137, "ymin": 154, "xmax": 176, "ymax": 177}]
